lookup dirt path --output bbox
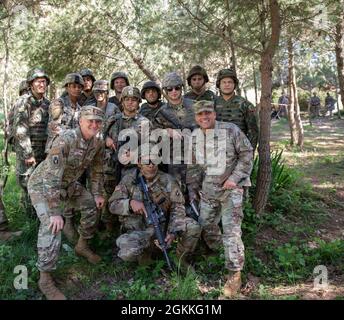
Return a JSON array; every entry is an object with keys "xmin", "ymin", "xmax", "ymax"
[{"xmin": 262, "ymin": 117, "xmax": 344, "ymax": 299}]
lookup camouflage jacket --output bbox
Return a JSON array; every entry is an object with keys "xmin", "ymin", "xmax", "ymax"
[
  {"xmin": 106, "ymin": 113, "xmax": 150, "ymax": 147},
  {"xmin": 109, "ymin": 95, "xmax": 123, "ymax": 111},
  {"xmin": 310, "ymin": 96, "xmax": 321, "ymax": 106},
  {"xmin": 139, "ymin": 101, "xmax": 165, "ymax": 130},
  {"xmin": 215, "ymin": 95, "xmax": 259, "ymax": 150},
  {"xmin": 78, "ymin": 91, "xmax": 96, "ymax": 106},
  {"xmin": 108, "ymin": 169, "xmax": 186, "ymax": 235},
  {"xmin": 186, "ymin": 121, "xmax": 253, "ymax": 200},
  {"xmin": 46, "ymin": 92, "xmax": 82, "ymax": 151},
  {"xmin": 155, "ymin": 98, "xmax": 197, "ymax": 131},
  {"xmin": 184, "ymin": 89, "xmax": 215, "ymax": 102},
  {"xmin": 13, "ymin": 93, "xmax": 50, "ymax": 159},
  {"xmin": 28, "ymin": 127, "xmax": 104, "ymax": 216}
]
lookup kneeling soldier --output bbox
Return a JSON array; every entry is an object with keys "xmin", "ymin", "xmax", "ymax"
[
  {"xmin": 28, "ymin": 105, "xmax": 105, "ymax": 300},
  {"xmin": 108, "ymin": 144, "xmax": 200, "ymax": 269}
]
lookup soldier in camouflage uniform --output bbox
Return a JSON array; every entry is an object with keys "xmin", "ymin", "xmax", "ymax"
[
  {"xmin": 186, "ymin": 100, "xmax": 253, "ymax": 297},
  {"xmin": 78, "ymin": 68, "xmax": 96, "ymax": 106},
  {"xmin": 109, "ymin": 71, "xmax": 130, "ymax": 110},
  {"xmin": 46, "ymin": 73, "xmax": 84, "ymax": 151},
  {"xmin": 28, "ymin": 105, "xmax": 105, "ymax": 300},
  {"xmin": 103, "ymin": 86, "xmax": 149, "ymax": 233},
  {"xmin": 214, "ymin": 68, "xmax": 259, "ymax": 151},
  {"xmin": 139, "ymin": 81, "xmax": 165, "ymax": 130},
  {"xmin": 155, "ymin": 72, "xmax": 197, "ymax": 194},
  {"xmin": 13, "ymin": 67, "xmax": 50, "ymax": 217},
  {"xmin": 93, "ymin": 80, "xmax": 121, "ymax": 118},
  {"xmin": 184, "ymin": 65, "xmax": 215, "ymax": 102},
  {"xmin": 309, "ymin": 92, "xmax": 321, "ymax": 118},
  {"xmin": 108, "ymin": 144, "xmax": 200, "ymax": 268}
]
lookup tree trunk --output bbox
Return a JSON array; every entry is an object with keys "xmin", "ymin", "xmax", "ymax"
[
  {"xmin": 253, "ymin": 0, "xmax": 281, "ymax": 215},
  {"xmin": 335, "ymin": 7, "xmax": 344, "ymax": 118},
  {"xmin": 253, "ymin": 61, "xmax": 258, "ymax": 106},
  {"xmin": 287, "ymin": 37, "xmax": 304, "ymax": 148}
]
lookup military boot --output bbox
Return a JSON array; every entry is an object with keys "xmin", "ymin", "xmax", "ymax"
[
  {"xmin": 223, "ymin": 271, "xmax": 242, "ymax": 298},
  {"xmin": 38, "ymin": 272, "xmax": 66, "ymax": 300},
  {"xmin": 75, "ymin": 236, "xmax": 101, "ymax": 264},
  {"xmin": 0, "ymin": 230, "xmax": 22, "ymax": 241},
  {"xmin": 63, "ymin": 217, "xmax": 78, "ymax": 244}
]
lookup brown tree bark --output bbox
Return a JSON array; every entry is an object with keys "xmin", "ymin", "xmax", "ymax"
[
  {"xmin": 335, "ymin": 10, "xmax": 344, "ymax": 118},
  {"xmin": 253, "ymin": 0, "xmax": 281, "ymax": 215},
  {"xmin": 287, "ymin": 37, "xmax": 299, "ymax": 146}
]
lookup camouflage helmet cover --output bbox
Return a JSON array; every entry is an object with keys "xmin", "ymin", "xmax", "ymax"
[
  {"xmin": 26, "ymin": 67, "xmax": 50, "ymax": 85},
  {"xmin": 63, "ymin": 73, "xmax": 84, "ymax": 87},
  {"xmin": 121, "ymin": 86, "xmax": 141, "ymax": 102},
  {"xmin": 110, "ymin": 71, "xmax": 130, "ymax": 89},
  {"xmin": 19, "ymin": 80, "xmax": 29, "ymax": 95},
  {"xmin": 92, "ymin": 80, "xmax": 109, "ymax": 92},
  {"xmin": 216, "ymin": 68, "xmax": 239, "ymax": 88},
  {"xmin": 79, "ymin": 68, "xmax": 96, "ymax": 82},
  {"xmin": 162, "ymin": 72, "xmax": 183, "ymax": 89},
  {"xmin": 141, "ymin": 80, "xmax": 162, "ymax": 99},
  {"xmin": 187, "ymin": 65, "xmax": 209, "ymax": 86}
]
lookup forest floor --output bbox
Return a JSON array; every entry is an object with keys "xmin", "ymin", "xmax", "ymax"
[{"xmin": 1, "ymin": 115, "xmax": 344, "ymax": 300}]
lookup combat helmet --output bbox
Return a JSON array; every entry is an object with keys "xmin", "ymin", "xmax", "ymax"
[
  {"xmin": 110, "ymin": 72, "xmax": 130, "ymax": 90},
  {"xmin": 141, "ymin": 81, "xmax": 162, "ymax": 99},
  {"xmin": 187, "ymin": 65, "xmax": 209, "ymax": 86},
  {"xmin": 63, "ymin": 73, "xmax": 84, "ymax": 87},
  {"xmin": 92, "ymin": 80, "xmax": 109, "ymax": 92},
  {"xmin": 162, "ymin": 72, "xmax": 183, "ymax": 89},
  {"xmin": 121, "ymin": 86, "xmax": 141, "ymax": 102},
  {"xmin": 79, "ymin": 68, "xmax": 96, "ymax": 82},
  {"xmin": 26, "ymin": 67, "xmax": 50, "ymax": 85},
  {"xmin": 216, "ymin": 68, "xmax": 239, "ymax": 89}
]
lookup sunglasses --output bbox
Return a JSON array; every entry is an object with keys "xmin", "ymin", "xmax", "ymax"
[{"xmin": 166, "ymin": 86, "xmax": 182, "ymax": 92}]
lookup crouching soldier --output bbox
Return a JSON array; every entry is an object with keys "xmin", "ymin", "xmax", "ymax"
[
  {"xmin": 108, "ymin": 144, "xmax": 200, "ymax": 269},
  {"xmin": 186, "ymin": 100, "xmax": 253, "ymax": 297},
  {"xmin": 28, "ymin": 105, "xmax": 105, "ymax": 300}
]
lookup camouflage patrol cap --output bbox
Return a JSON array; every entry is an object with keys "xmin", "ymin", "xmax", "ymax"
[
  {"xmin": 80, "ymin": 105, "xmax": 104, "ymax": 121},
  {"xmin": 63, "ymin": 73, "xmax": 84, "ymax": 87},
  {"xmin": 110, "ymin": 71, "xmax": 130, "ymax": 89},
  {"xmin": 92, "ymin": 80, "xmax": 109, "ymax": 92},
  {"xmin": 141, "ymin": 80, "xmax": 162, "ymax": 99},
  {"xmin": 216, "ymin": 68, "xmax": 239, "ymax": 88},
  {"xmin": 26, "ymin": 67, "xmax": 50, "ymax": 85},
  {"xmin": 162, "ymin": 72, "xmax": 183, "ymax": 89},
  {"xmin": 193, "ymin": 100, "xmax": 215, "ymax": 114},
  {"xmin": 187, "ymin": 65, "xmax": 209, "ymax": 86},
  {"xmin": 79, "ymin": 68, "xmax": 96, "ymax": 82},
  {"xmin": 121, "ymin": 86, "xmax": 141, "ymax": 102},
  {"xmin": 19, "ymin": 80, "xmax": 29, "ymax": 95}
]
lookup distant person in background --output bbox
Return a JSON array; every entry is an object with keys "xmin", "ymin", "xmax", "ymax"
[
  {"xmin": 325, "ymin": 92, "xmax": 336, "ymax": 117},
  {"xmin": 309, "ymin": 92, "xmax": 321, "ymax": 118},
  {"xmin": 278, "ymin": 90, "xmax": 289, "ymax": 118}
]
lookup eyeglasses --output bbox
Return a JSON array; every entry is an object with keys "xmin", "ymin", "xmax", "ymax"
[
  {"xmin": 94, "ymin": 90, "xmax": 108, "ymax": 94},
  {"xmin": 166, "ymin": 86, "xmax": 182, "ymax": 92}
]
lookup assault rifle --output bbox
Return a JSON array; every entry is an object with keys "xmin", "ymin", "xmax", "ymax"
[{"xmin": 137, "ymin": 172, "xmax": 174, "ymax": 271}]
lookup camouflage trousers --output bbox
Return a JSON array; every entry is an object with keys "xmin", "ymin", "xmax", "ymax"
[
  {"xmin": 310, "ymin": 105, "xmax": 320, "ymax": 118},
  {"xmin": 0, "ymin": 195, "xmax": 9, "ymax": 231},
  {"xmin": 198, "ymin": 188, "xmax": 245, "ymax": 272},
  {"xmin": 29, "ymin": 182, "xmax": 99, "ymax": 272},
  {"xmin": 15, "ymin": 147, "xmax": 45, "ymax": 217},
  {"xmin": 116, "ymin": 216, "xmax": 200, "ymax": 262}
]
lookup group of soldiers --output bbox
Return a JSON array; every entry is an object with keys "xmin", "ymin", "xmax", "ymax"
[
  {"xmin": 309, "ymin": 92, "xmax": 337, "ymax": 118},
  {"xmin": 0, "ymin": 65, "xmax": 259, "ymax": 300}
]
